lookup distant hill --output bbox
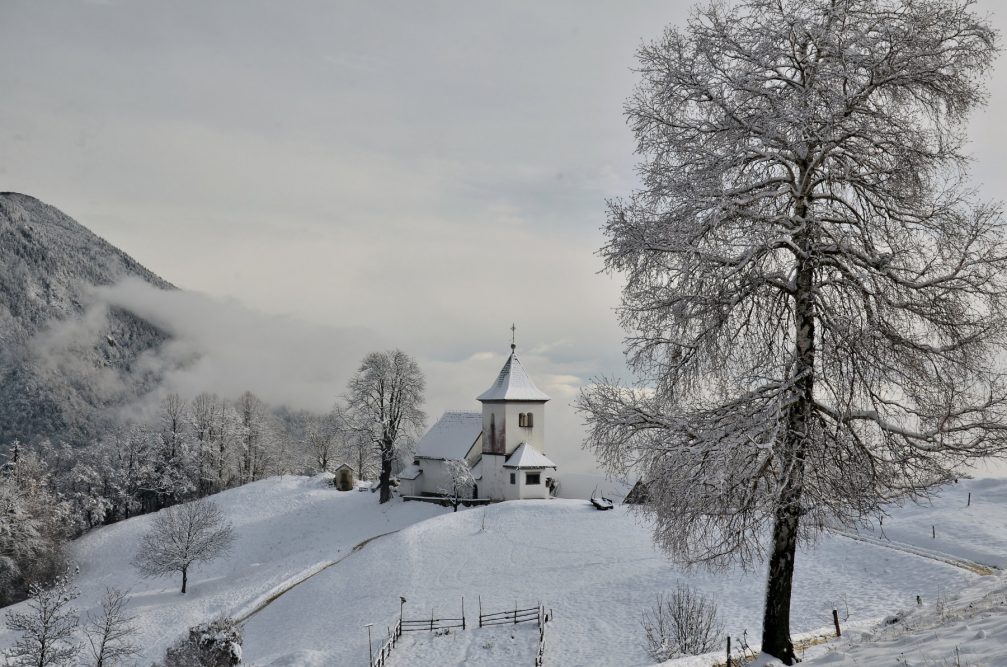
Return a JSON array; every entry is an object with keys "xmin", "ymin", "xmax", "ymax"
[{"xmin": 0, "ymin": 193, "xmax": 173, "ymax": 446}]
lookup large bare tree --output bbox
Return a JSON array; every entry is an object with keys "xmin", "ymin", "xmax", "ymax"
[
  {"xmin": 133, "ymin": 499, "xmax": 235, "ymax": 594},
  {"xmin": 346, "ymin": 350, "xmax": 425, "ymax": 503},
  {"xmin": 579, "ymin": 0, "xmax": 1007, "ymax": 662}
]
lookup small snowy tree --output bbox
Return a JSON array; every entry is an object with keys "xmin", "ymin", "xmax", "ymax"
[
  {"xmin": 346, "ymin": 350, "xmax": 426, "ymax": 503},
  {"xmin": 84, "ymin": 587, "xmax": 140, "ymax": 667},
  {"xmin": 3, "ymin": 569, "xmax": 80, "ymax": 667},
  {"xmin": 579, "ymin": 0, "xmax": 1007, "ymax": 662},
  {"xmin": 438, "ymin": 459, "xmax": 475, "ymax": 512},
  {"xmin": 641, "ymin": 584, "xmax": 722, "ymax": 660},
  {"xmin": 133, "ymin": 499, "xmax": 235, "ymax": 594}
]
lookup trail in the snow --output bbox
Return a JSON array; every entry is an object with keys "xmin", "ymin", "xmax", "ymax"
[
  {"xmin": 832, "ymin": 529, "xmax": 997, "ymax": 576},
  {"xmin": 234, "ymin": 530, "xmax": 400, "ymax": 624}
]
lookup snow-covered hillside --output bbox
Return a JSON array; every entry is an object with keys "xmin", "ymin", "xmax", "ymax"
[
  {"xmin": 2, "ymin": 475, "xmax": 1005, "ymax": 666},
  {"xmin": 0, "ymin": 476, "xmax": 448, "ymax": 662}
]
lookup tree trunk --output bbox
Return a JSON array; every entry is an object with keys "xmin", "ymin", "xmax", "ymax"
[
  {"xmin": 761, "ymin": 195, "xmax": 815, "ymax": 664},
  {"xmin": 181, "ymin": 566, "xmax": 188, "ymax": 594},
  {"xmin": 379, "ymin": 440, "xmax": 393, "ymax": 504},
  {"xmin": 762, "ymin": 496, "xmax": 800, "ymax": 663}
]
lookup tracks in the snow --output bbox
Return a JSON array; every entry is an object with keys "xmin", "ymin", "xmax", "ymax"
[
  {"xmin": 832, "ymin": 529, "xmax": 998, "ymax": 576},
  {"xmin": 233, "ymin": 530, "xmax": 401, "ymax": 624}
]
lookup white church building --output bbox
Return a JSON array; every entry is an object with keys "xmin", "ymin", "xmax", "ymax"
[{"xmin": 398, "ymin": 342, "xmax": 558, "ymax": 501}]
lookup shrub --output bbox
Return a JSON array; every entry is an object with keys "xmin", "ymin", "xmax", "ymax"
[
  {"xmin": 156, "ymin": 617, "xmax": 242, "ymax": 666},
  {"xmin": 642, "ymin": 583, "xmax": 723, "ymax": 660}
]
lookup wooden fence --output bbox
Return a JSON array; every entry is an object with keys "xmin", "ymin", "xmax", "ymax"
[
  {"xmin": 400, "ymin": 597, "xmax": 467, "ymax": 632},
  {"xmin": 535, "ymin": 604, "xmax": 550, "ymax": 667},
  {"xmin": 370, "ymin": 618, "xmax": 402, "ymax": 667},
  {"xmin": 478, "ymin": 598, "xmax": 544, "ymax": 627},
  {"xmin": 369, "ymin": 598, "xmax": 550, "ymax": 666}
]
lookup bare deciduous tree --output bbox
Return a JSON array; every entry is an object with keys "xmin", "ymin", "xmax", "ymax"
[
  {"xmin": 346, "ymin": 350, "xmax": 426, "ymax": 503},
  {"xmin": 306, "ymin": 409, "xmax": 342, "ymax": 472},
  {"xmin": 236, "ymin": 392, "xmax": 273, "ymax": 484},
  {"xmin": 133, "ymin": 499, "xmax": 235, "ymax": 594},
  {"xmin": 579, "ymin": 0, "xmax": 1007, "ymax": 662},
  {"xmin": 84, "ymin": 587, "xmax": 141, "ymax": 667},
  {"xmin": 3, "ymin": 569, "xmax": 79, "ymax": 667},
  {"xmin": 641, "ymin": 584, "xmax": 722, "ymax": 660}
]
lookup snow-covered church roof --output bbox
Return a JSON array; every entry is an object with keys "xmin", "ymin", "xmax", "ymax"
[
  {"xmin": 415, "ymin": 411, "xmax": 482, "ymax": 460},
  {"xmin": 503, "ymin": 443, "xmax": 557, "ymax": 469},
  {"xmin": 477, "ymin": 347, "xmax": 550, "ymax": 402}
]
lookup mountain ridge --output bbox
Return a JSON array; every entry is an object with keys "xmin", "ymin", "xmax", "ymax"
[{"xmin": 0, "ymin": 192, "xmax": 174, "ymax": 446}]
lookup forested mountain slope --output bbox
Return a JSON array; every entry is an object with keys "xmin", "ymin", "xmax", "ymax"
[{"xmin": 0, "ymin": 193, "xmax": 172, "ymax": 446}]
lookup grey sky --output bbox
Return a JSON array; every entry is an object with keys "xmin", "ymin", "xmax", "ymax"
[{"xmin": 3, "ymin": 1, "xmax": 1007, "ymax": 474}]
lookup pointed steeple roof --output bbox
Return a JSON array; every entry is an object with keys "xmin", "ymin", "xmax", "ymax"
[{"xmin": 477, "ymin": 348, "xmax": 550, "ymax": 402}]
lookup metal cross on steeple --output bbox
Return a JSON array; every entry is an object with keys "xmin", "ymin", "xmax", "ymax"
[{"xmin": 511, "ymin": 323, "xmax": 517, "ymax": 351}]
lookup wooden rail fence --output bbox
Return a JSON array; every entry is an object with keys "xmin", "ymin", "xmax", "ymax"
[
  {"xmin": 535, "ymin": 604, "xmax": 551, "ymax": 667},
  {"xmin": 368, "ymin": 597, "xmax": 550, "ymax": 666},
  {"xmin": 370, "ymin": 618, "xmax": 401, "ymax": 667},
  {"xmin": 478, "ymin": 597, "xmax": 544, "ymax": 627}
]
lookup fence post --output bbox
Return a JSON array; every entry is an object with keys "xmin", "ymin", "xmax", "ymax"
[
  {"xmin": 515, "ymin": 600, "xmax": 519, "ymax": 624},
  {"xmin": 726, "ymin": 636, "xmax": 731, "ymax": 667},
  {"xmin": 832, "ymin": 609, "xmax": 842, "ymax": 637},
  {"xmin": 968, "ymin": 492, "xmax": 971, "ymax": 507},
  {"xmin": 462, "ymin": 596, "xmax": 466, "ymax": 630},
  {"xmin": 479, "ymin": 596, "xmax": 483, "ymax": 628},
  {"xmin": 932, "ymin": 525, "xmax": 936, "ymax": 539}
]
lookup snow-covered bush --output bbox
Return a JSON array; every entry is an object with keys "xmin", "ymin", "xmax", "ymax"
[
  {"xmin": 156, "ymin": 617, "xmax": 242, "ymax": 666},
  {"xmin": 641, "ymin": 584, "xmax": 722, "ymax": 660}
]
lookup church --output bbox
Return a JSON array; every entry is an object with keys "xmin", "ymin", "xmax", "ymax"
[{"xmin": 397, "ymin": 341, "xmax": 558, "ymax": 501}]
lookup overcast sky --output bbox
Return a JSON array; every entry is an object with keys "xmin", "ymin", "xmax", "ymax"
[{"xmin": 3, "ymin": 1, "xmax": 1007, "ymax": 474}]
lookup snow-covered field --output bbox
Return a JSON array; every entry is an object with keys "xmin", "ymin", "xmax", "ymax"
[
  {"xmin": 0, "ymin": 476, "xmax": 449, "ymax": 662},
  {"xmin": 2, "ymin": 475, "xmax": 1006, "ymax": 666}
]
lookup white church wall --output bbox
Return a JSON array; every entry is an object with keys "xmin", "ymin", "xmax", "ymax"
[
  {"xmin": 481, "ymin": 454, "xmax": 506, "ymax": 500},
  {"xmin": 503, "ymin": 402, "xmax": 547, "ymax": 454},
  {"xmin": 398, "ymin": 476, "xmax": 421, "ymax": 497},
  {"xmin": 514, "ymin": 468, "xmax": 554, "ymax": 500},
  {"xmin": 481, "ymin": 401, "xmax": 547, "ymax": 456},
  {"xmin": 417, "ymin": 459, "xmax": 454, "ymax": 496}
]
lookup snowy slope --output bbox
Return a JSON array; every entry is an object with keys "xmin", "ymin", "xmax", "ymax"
[
  {"xmin": 0, "ymin": 475, "xmax": 448, "ymax": 663},
  {"xmin": 240, "ymin": 496, "xmax": 982, "ymax": 666},
  {"xmin": 2, "ymin": 475, "xmax": 1004, "ymax": 666},
  {"xmin": 768, "ymin": 572, "xmax": 1007, "ymax": 666},
  {"xmin": 848, "ymin": 477, "xmax": 1007, "ymax": 569}
]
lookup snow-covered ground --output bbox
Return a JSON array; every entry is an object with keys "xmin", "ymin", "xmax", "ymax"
[
  {"xmin": 2, "ymin": 475, "xmax": 1005, "ymax": 666},
  {"xmin": 240, "ymin": 486, "xmax": 983, "ymax": 666}
]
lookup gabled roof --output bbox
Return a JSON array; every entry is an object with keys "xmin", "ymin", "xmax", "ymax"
[
  {"xmin": 398, "ymin": 464, "xmax": 422, "ymax": 480},
  {"xmin": 503, "ymin": 442, "xmax": 557, "ymax": 469},
  {"xmin": 477, "ymin": 348, "xmax": 550, "ymax": 402},
  {"xmin": 415, "ymin": 411, "xmax": 483, "ymax": 460}
]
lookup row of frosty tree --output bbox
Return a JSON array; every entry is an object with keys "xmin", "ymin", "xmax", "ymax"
[
  {"xmin": 0, "ymin": 347, "xmax": 427, "ymax": 609},
  {"xmin": 579, "ymin": 0, "xmax": 1007, "ymax": 664}
]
